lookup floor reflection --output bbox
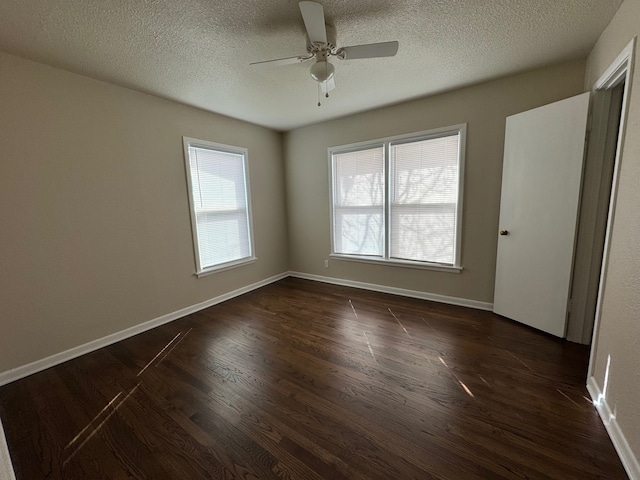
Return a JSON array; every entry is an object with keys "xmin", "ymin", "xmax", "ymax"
[
  {"xmin": 65, "ymin": 328, "xmax": 192, "ymax": 466},
  {"xmin": 388, "ymin": 308, "xmax": 412, "ymax": 338},
  {"xmin": 64, "ymin": 383, "xmax": 140, "ymax": 465},
  {"xmin": 363, "ymin": 331, "xmax": 377, "ymax": 362},
  {"xmin": 137, "ymin": 328, "xmax": 192, "ymax": 377}
]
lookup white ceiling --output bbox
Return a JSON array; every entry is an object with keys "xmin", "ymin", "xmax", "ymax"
[{"xmin": 0, "ymin": 0, "xmax": 623, "ymax": 131}]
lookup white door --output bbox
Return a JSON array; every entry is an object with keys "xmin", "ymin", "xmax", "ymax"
[{"xmin": 493, "ymin": 93, "xmax": 590, "ymax": 337}]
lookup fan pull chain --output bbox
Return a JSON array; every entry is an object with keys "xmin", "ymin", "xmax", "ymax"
[
  {"xmin": 324, "ymin": 61, "xmax": 330, "ymax": 99},
  {"xmin": 316, "ymin": 61, "xmax": 330, "ymax": 106}
]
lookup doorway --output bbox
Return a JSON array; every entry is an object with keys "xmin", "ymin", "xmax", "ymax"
[
  {"xmin": 565, "ymin": 39, "xmax": 635, "ymax": 374},
  {"xmin": 567, "ymin": 81, "xmax": 625, "ymax": 344}
]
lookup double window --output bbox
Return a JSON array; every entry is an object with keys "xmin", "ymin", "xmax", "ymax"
[
  {"xmin": 330, "ymin": 125, "xmax": 465, "ymax": 269},
  {"xmin": 183, "ymin": 137, "xmax": 255, "ymax": 276}
]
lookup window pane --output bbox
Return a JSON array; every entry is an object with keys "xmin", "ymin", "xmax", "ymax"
[
  {"xmin": 391, "ymin": 205, "xmax": 456, "ymax": 263},
  {"xmin": 189, "ymin": 147, "xmax": 246, "ymax": 212},
  {"xmin": 390, "ymin": 134, "xmax": 459, "ymax": 264},
  {"xmin": 335, "ymin": 209, "xmax": 383, "ymax": 256},
  {"xmin": 196, "ymin": 211, "xmax": 250, "ymax": 267},
  {"xmin": 186, "ymin": 142, "xmax": 252, "ymax": 270},
  {"xmin": 332, "ymin": 147, "xmax": 384, "ymax": 256}
]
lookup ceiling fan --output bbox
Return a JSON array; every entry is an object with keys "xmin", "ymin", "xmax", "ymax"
[{"xmin": 250, "ymin": 1, "xmax": 399, "ymax": 105}]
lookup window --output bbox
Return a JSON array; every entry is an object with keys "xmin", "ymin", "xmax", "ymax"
[
  {"xmin": 183, "ymin": 137, "xmax": 255, "ymax": 276},
  {"xmin": 330, "ymin": 125, "xmax": 465, "ymax": 269}
]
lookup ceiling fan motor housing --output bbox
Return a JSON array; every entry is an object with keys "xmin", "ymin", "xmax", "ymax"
[{"xmin": 306, "ymin": 23, "xmax": 336, "ymax": 54}]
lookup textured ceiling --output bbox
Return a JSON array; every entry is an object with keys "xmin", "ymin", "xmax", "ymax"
[{"xmin": 0, "ymin": 0, "xmax": 623, "ymax": 131}]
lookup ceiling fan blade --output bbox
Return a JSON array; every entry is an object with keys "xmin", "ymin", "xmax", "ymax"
[
  {"xmin": 321, "ymin": 76, "xmax": 335, "ymax": 94},
  {"xmin": 337, "ymin": 41, "xmax": 399, "ymax": 60},
  {"xmin": 299, "ymin": 1, "xmax": 327, "ymax": 45},
  {"xmin": 250, "ymin": 54, "xmax": 312, "ymax": 68}
]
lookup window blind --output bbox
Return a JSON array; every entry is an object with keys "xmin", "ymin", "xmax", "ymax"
[
  {"xmin": 332, "ymin": 146, "xmax": 385, "ymax": 256},
  {"xmin": 390, "ymin": 134, "xmax": 460, "ymax": 264},
  {"xmin": 186, "ymin": 143, "xmax": 252, "ymax": 271}
]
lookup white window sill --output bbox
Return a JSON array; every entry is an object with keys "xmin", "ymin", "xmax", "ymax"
[
  {"xmin": 195, "ymin": 257, "xmax": 257, "ymax": 277},
  {"xmin": 330, "ymin": 254, "xmax": 462, "ymax": 273}
]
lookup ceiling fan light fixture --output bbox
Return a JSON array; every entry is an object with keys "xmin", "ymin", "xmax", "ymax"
[{"xmin": 310, "ymin": 59, "xmax": 334, "ymax": 82}]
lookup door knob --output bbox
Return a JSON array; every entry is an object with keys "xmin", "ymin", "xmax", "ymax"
[{"xmin": 499, "ymin": 230, "xmax": 509, "ymax": 236}]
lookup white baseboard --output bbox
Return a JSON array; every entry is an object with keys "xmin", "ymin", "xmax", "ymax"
[
  {"xmin": 0, "ymin": 273, "xmax": 288, "ymax": 387},
  {"xmin": 288, "ymin": 271, "xmax": 494, "ymax": 311},
  {"xmin": 587, "ymin": 376, "xmax": 640, "ymax": 480}
]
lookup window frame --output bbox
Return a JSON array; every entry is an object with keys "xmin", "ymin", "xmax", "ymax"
[
  {"xmin": 182, "ymin": 136, "xmax": 256, "ymax": 277},
  {"xmin": 328, "ymin": 124, "xmax": 466, "ymax": 272}
]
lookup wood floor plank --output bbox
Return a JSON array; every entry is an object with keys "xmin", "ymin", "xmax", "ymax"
[{"xmin": 0, "ymin": 277, "xmax": 628, "ymax": 479}]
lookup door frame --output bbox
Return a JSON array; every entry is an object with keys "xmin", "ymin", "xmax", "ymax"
[{"xmin": 587, "ymin": 38, "xmax": 636, "ymax": 378}]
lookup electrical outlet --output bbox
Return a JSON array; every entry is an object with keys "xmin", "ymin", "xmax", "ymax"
[{"xmin": 324, "ymin": 259, "xmax": 329, "ymax": 268}]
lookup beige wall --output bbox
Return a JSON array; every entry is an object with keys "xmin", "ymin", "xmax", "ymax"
[
  {"xmin": 284, "ymin": 61, "xmax": 585, "ymax": 304},
  {"xmin": 585, "ymin": 0, "xmax": 640, "ymax": 466},
  {"xmin": 0, "ymin": 52, "xmax": 289, "ymax": 374}
]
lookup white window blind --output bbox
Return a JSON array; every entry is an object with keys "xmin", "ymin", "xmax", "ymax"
[
  {"xmin": 332, "ymin": 146, "xmax": 385, "ymax": 256},
  {"xmin": 329, "ymin": 125, "xmax": 465, "ymax": 269},
  {"xmin": 183, "ymin": 138, "xmax": 253, "ymax": 273},
  {"xmin": 390, "ymin": 134, "xmax": 460, "ymax": 264}
]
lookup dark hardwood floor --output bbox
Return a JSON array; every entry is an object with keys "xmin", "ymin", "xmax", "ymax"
[{"xmin": 0, "ymin": 277, "xmax": 627, "ymax": 479}]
